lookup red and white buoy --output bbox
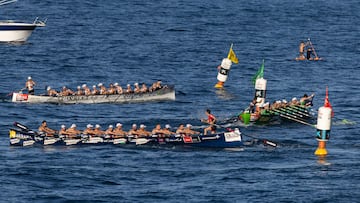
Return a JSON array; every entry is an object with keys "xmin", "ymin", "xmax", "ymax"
[{"xmin": 315, "ymin": 87, "xmax": 333, "ymax": 156}]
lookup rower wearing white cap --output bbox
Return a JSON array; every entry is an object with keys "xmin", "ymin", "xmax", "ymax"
[
  {"xmin": 59, "ymin": 124, "xmax": 67, "ymax": 135},
  {"xmin": 128, "ymin": 124, "xmax": 139, "ymax": 136},
  {"xmin": 93, "ymin": 124, "xmax": 105, "ymax": 136},
  {"xmin": 138, "ymin": 124, "xmax": 151, "ymax": 137},
  {"xmin": 97, "ymin": 83, "xmax": 106, "ymax": 95},
  {"xmin": 82, "ymin": 84, "xmax": 91, "ymax": 95},
  {"xmin": 114, "ymin": 83, "xmax": 123, "ymax": 94},
  {"xmin": 290, "ymin": 97, "xmax": 299, "ymax": 105},
  {"xmin": 92, "ymin": 85, "xmax": 100, "ymax": 95},
  {"xmin": 76, "ymin": 86, "xmax": 83, "ymax": 95},
  {"xmin": 183, "ymin": 124, "xmax": 200, "ymax": 135},
  {"xmin": 162, "ymin": 124, "xmax": 175, "ymax": 135},
  {"xmin": 105, "ymin": 125, "xmax": 115, "ymax": 136},
  {"xmin": 83, "ymin": 124, "xmax": 95, "ymax": 135},
  {"xmin": 47, "ymin": 86, "xmax": 59, "ymax": 97},
  {"xmin": 66, "ymin": 124, "xmax": 81, "ymax": 137},
  {"xmin": 126, "ymin": 84, "xmax": 133, "ymax": 93},
  {"xmin": 134, "ymin": 83, "xmax": 141, "ymax": 93},
  {"xmin": 60, "ymin": 86, "xmax": 74, "ymax": 96},
  {"xmin": 113, "ymin": 123, "xmax": 127, "ymax": 137},
  {"xmin": 25, "ymin": 76, "xmax": 36, "ymax": 95}
]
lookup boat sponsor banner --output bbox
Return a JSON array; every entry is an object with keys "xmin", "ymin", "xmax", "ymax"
[
  {"xmin": 224, "ymin": 132, "xmax": 241, "ymax": 142},
  {"xmin": 183, "ymin": 136, "xmax": 193, "ymax": 143},
  {"xmin": 16, "ymin": 93, "xmax": 28, "ymax": 101}
]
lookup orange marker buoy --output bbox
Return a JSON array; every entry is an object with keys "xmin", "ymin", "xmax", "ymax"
[{"xmin": 315, "ymin": 87, "xmax": 333, "ymax": 156}]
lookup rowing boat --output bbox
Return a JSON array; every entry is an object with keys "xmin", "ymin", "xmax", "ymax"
[
  {"xmin": 9, "ymin": 122, "xmax": 243, "ymax": 148},
  {"xmin": 239, "ymin": 104, "xmax": 315, "ymax": 125},
  {"xmin": 11, "ymin": 86, "xmax": 175, "ymax": 104}
]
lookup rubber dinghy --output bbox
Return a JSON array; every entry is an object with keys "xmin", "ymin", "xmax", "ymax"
[{"xmin": 9, "ymin": 122, "xmax": 243, "ymax": 148}]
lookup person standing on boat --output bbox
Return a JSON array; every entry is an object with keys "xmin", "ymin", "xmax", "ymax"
[
  {"xmin": 38, "ymin": 120, "xmax": 57, "ymax": 137},
  {"xmin": 298, "ymin": 40, "xmax": 310, "ymax": 59},
  {"xmin": 25, "ymin": 76, "xmax": 36, "ymax": 95},
  {"xmin": 201, "ymin": 109, "xmax": 217, "ymax": 135}
]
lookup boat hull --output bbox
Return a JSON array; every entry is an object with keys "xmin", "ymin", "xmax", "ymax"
[
  {"xmin": 0, "ymin": 21, "xmax": 45, "ymax": 42},
  {"xmin": 12, "ymin": 87, "xmax": 175, "ymax": 104}
]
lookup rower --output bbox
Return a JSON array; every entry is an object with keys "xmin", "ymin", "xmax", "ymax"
[
  {"xmin": 25, "ymin": 76, "xmax": 36, "ymax": 95},
  {"xmin": 108, "ymin": 83, "xmax": 116, "ymax": 94},
  {"xmin": 47, "ymin": 86, "xmax": 59, "ymax": 97},
  {"xmin": 92, "ymin": 85, "xmax": 99, "ymax": 95},
  {"xmin": 128, "ymin": 124, "xmax": 139, "ymax": 137},
  {"xmin": 134, "ymin": 83, "xmax": 141, "ymax": 93},
  {"xmin": 83, "ymin": 124, "xmax": 95, "ymax": 135},
  {"xmin": 140, "ymin": 83, "xmax": 148, "ymax": 93},
  {"xmin": 59, "ymin": 125, "xmax": 67, "ymax": 135},
  {"xmin": 105, "ymin": 125, "xmax": 115, "ymax": 136},
  {"xmin": 113, "ymin": 123, "xmax": 127, "ymax": 137},
  {"xmin": 126, "ymin": 84, "xmax": 133, "ymax": 93},
  {"xmin": 162, "ymin": 124, "xmax": 174, "ymax": 136},
  {"xmin": 82, "ymin": 84, "xmax": 91, "ymax": 95},
  {"xmin": 152, "ymin": 124, "xmax": 164, "ymax": 135},
  {"xmin": 76, "ymin": 86, "xmax": 83, "ymax": 95},
  {"xmin": 60, "ymin": 86, "xmax": 73, "ymax": 96},
  {"xmin": 290, "ymin": 97, "xmax": 299, "ymax": 105},
  {"xmin": 183, "ymin": 124, "xmax": 200, "ymax": 135},
  {"xmin": 98, "ymin": 83, "xmax": 107, "ymax": 95},
  {"xmin": 138, "ymin": 124, "xmax": 151, "ymax": 137},
  {"xmin": 93, "ymin": 124, "xmax": 105, "ymax": 136},
  {"xmin": 38, "ymin": 120, "xmax": 57, "ymax": 137},
  {"xmin": 66, "ymin": 124, "xmax": 81, "ymax": 138},
  {"xmin": 176, "ymin": 124, "xmax": 185, "ymax": 134},
  {"xmin": 114, "ymin": 83, "xmax": 123, "ymax": 94},
  {"xmin": 201, "ymin": 109, "xmax": 217, "ymax": 135},
  {"xmin": 156, "ymin": 80, "xmax": 162, "ymax": 90}
]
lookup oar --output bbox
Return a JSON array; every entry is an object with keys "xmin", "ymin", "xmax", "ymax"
[
  {"xmin": 286, "ymin": 106, "xmax": 312, "ymax": 117},
  {"xmin": 214, "ymin": 124, "xmax": 278, "ymax": 148},
  {"xmin": 278, "ymin": 114, "xmax": 316, "ymax": 127},
  {"xmin": 241, "ymin": 133, "xmax": 277, "ymax": 147},
  {"xmin": 277, "ymin": 107, "xmax": 309, "ymax": 119}
]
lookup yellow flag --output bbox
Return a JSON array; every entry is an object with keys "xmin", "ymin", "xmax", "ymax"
[{"xmin": 227, "ymin": 45, "xmax": 239, "ymax": 64}]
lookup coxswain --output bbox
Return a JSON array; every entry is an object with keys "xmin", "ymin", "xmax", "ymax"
[
  {"xmin": 82, "ymin": 84, "xmax": 91, "ymax": 95},
  {"xmin": 176, "ymin": 124, "xmax": 185, "ymax": 134},
  {"xmin": 134, "ymin": 83, "xmax": 141, "ymax": 93},
  {"xmin": 92, "ymin": 85, "xmax": 100, "ymax": 95},
  {"xmin": 183, "ymin": 124, "xmax": 200, "ymax": 135},
  {"xmin": 152, "ymin": 124, "xmax": 164, "ymax": 135},
  {"xmin": 300, "ymin": 93, "xmax": 315, "ymax": 106},
  {"xmin": 108, "ymin": 83, "xmax": 116, "ymax": 94},
  {"xmin": 140, "ymin": 83, "xmax": 148, "ymax": 93},
  {"xmin": 25, "ymin": 76, "xmax": 36, "ymax": 95},
  {"xmin": 93, "ymin": 124, "xmax": 105, "ymax": 136},
  {"xmin": 47, "ymin": 86, "xmax": 59, "ymax": 96},
  {"xmin": 128, "ymin": 124, "xmax": 139, "ymax": 137},
  {"xmin": 298, "ymin": 41, "xmax": 306, "ymax": 60},
  {"xmin": 114, "ymin": 83, "xmax": 123, "ymax": 94},
  {"xmin": 38, "ymin": 120, "xmax": 57, "ymax": 137},
  {"xmin": 113, "ymin": 123, "xmax": 127, "ymax": 137},
  {"xmin": 201, "ymin": 109, "xmax": 217, "ymax": 135},
  {"xmin": 66, "ymin": 124, "xmax": 81, "ymax": 138},
  {"xmin": 59, "ymin": 125, "xmax": 68, "ymax": 135},
  {"xmin": 162, "ymin": 124, "xmax": 174, "ymax": 136},
  {"xmin": 76, "ymin": 86, "xmax": 83, "ymax": 95},
  {"xmin": 126, "ymin": 84, "xmax": 133, "ymax": 93},
  {"xmin": 98, "ymin": 83, "xmax": 107, "ymax": 95},
  {"xmin": 83, "ymin": 124, "xmax": 95, "ymax": 135},
  {"xmin": 138, "ymin": 124, "xmax": 151, "ymax": 137}
]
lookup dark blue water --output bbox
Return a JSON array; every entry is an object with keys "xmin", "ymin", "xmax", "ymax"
[{"xmin": 1, "ymin": 0, "xmax": 359, "ymax": 202}]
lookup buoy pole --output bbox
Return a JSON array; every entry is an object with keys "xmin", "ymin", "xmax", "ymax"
[{"xmin": 315, "ymin": 87, "xmax": 332, "ymax": 156}]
